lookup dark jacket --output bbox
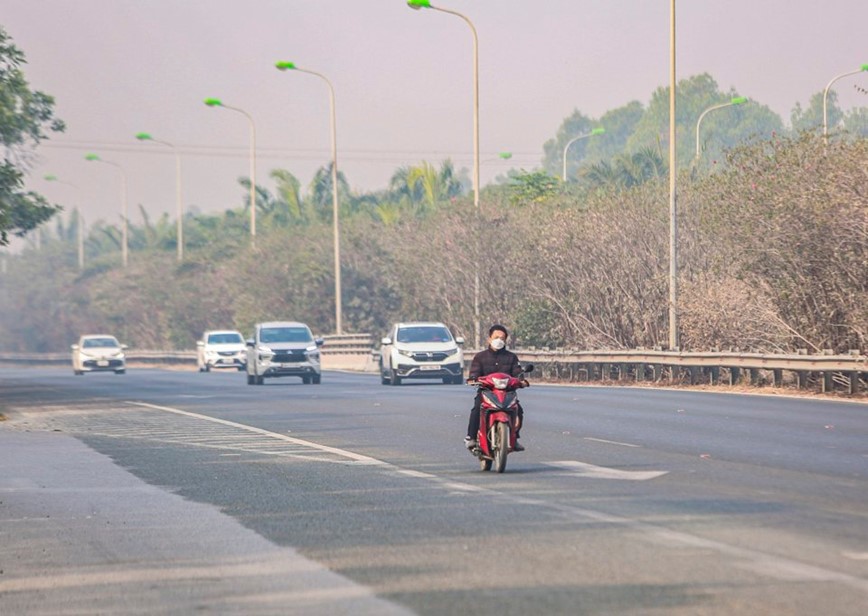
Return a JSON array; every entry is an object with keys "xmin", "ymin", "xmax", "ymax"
[{"xmin": 468, "ymin": 347, "xmax": 523, "ymax": 380}]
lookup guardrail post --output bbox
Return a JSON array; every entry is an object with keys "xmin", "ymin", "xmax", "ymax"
[
  {"xmin": 652, "ymin": 364, "xmax": 662, "ymax": 381},
  {"xmin": 749, "ymin": 368, "xmax": 760, "ymax": 386},
  {"xmin": 822, "ymin": 371, "xmax": 833, "ymax": 393},
  {"xmin": 728, "ymin": 367, "xmax": 740, "ymax": 385},
  {"xmin": 636, "ymin": 363, "xmax": 646, "ymax": 382},
  {"xmin": 848, "ymin": 372, "xmax": 859, "ymax": 395},
  {"xmin": 709, "ymin": 366, "xmax": 720, "ymax": 385},
  {"xmin": 796, "ymin": 371, "xmax": 808, "ymax": 389},
  {"xmin": 689, "ymin": 366, "xmax": 700, "ymax": 385},
  {"xmin": 773, "ymin": 369, "xmax": 783, "ymax": 388}
]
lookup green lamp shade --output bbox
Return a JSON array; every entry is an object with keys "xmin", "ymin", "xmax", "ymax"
[
  {"xmin": 135, "ymin": 132, "xmax": 153, "ymax": 140},
  {"xmin": 203, "ymin": 98, "xmax": 223, "ymax": 107},
  {"xmin": 408, "ymin": 0, "xmax": 432, "ymax": 9},
  {"xmin": 84, "ymin": 153, "xmax": 100, "ymax": 161},
  {"xmin": 275, "ymin": 61, "xmax": 297, "ymax": 71},
  {"xmin": 731, "ymin": 97, "xmax": 748, "ymax": 105}
]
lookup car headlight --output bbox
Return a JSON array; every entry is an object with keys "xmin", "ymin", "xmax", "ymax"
[
  {"xmin": 258, "ymin": 346, "xmax": 274, "ymax": 360},
  {"xmin": 397, "ymin": 348, "xmax": 414, "ymax": 358},
  {"xmin": 113, "ymin": 352, "xmax": 125, "ymax": 359},
  {"xmin": 444, "ymin": 347, "xmax": 459, "ymax": 356}
]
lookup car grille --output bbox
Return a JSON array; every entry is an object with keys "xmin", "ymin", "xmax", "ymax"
[
  {"xmin": 411, "ymin": 352, "xmax": 449, "ymax": 362},
  {"xmin": 83, "ymin": 359, "xmax": 124, "ymax": 368},
  {"xmin": 272, "ymin": 350, "xmax": 306, "ymax": 363},
  {"xmin": 217, "ymin": 350, "xmax": 238, "ymax": 356}
]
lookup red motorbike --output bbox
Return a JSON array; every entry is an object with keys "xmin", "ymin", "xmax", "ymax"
[{"xmin": 468, "ymin": 364, "xmax": 533, "ymax": 473}]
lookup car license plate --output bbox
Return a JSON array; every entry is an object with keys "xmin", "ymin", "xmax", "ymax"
[
  {"xmin": 97, "ymin": 360, "xmax": 109, "ymax": 367},
  {"xmin": 420, "ymin": 365, "xmax": 440, "ymax": 371}
]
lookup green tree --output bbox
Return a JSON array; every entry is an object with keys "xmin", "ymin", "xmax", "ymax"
[
  {"xmin": 583, "ymin": 101, "xmax": 644, "ymax": 163},
  {"xmin": 0, "ymin": 27, "xmax": 65, "ymax": 245},
  {"xmin": 309, "ymin": 162, "xmax": 351, "ymax": 217},
  {"xmin": 628, "ymin": 73, "xmax": 782, "ymax": 168},
  {"xmin": 791, "ymin": 90, "xmax": 840, "ymax": 133},
  {"xmin": 842, "ymin": 106, "xmax": 868, "ymax": 136},
  {"xmin": 509, "ymin": 170, "xmax": 559, "ymax": 205},
  {"xmin": 541, "ymin": 109, "xmax": 594, "ymax": 178}
]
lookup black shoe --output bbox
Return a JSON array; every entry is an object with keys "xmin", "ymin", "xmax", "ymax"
[{"xmin": 513, "ymin": 440, "xmax": 525, "ymax": 452}]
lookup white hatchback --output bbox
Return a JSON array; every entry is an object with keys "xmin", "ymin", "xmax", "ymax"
[
  {"xmin": 72, "ymin": 335, "xmax": 127, "ymax": 375},
  {"xmin": 197, "ymin": 330, "xmax": 247, "ymax": 372}
]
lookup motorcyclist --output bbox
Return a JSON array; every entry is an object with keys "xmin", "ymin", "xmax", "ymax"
[{"xmin": 464, "ymin": 324, "xmax": 528, "ymax": 452}]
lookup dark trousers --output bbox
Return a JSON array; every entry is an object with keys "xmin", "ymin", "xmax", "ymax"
[{"xmin": 467, "ymin": 391, "xmax": 524, "ymax": 439}]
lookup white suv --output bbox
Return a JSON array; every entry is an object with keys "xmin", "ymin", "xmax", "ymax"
[
  {"xmin": 197, "ymin": 330, "xmax": 246, "ymax": 372},
  {"xmin": 246, "ymin": 321, "xmax": 323, "ymax": 385},
  {"xmin": 72, "ymin": 335, "xmax": 127, "ymax": 375},
  {"xmin": 379, "ymin": 322, "xmax": 464, "ymax": 386}
]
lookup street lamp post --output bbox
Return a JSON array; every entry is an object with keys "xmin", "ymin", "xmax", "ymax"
[
  {"xmin": 44, "ymin": 174, "xmax": 84, "ymax": 270},
  {"xmin": 204, "ymin": 98, "xmax": 257, "ymax": 245},
  {"xmin": 136, "ymin": 132, "xmax": 184, "ymax": 261},
  {"xmin": 823, "ymin": 64, "xmax": 868, "ymax": 138},
  {"xmin": 695, "ymin": 97, "xmax": 748, "ymax": 160},
  {"xmin": 85, "ymin": 153, "xmax": 128, "ymax": 267},
  {"xmin": 408, "ymin": 0, "xmax": 483, "ymax": 346},
  {"xmin": 275, "ymin": 61, "xmax": 343, "ymax": 335},
  {"xmin": 668, "ymin": 0, "xmax": 678, "ymax": 351},
  {"xmin": 562, "ymin": 127, "xmax": 605, "ymax": 182}
]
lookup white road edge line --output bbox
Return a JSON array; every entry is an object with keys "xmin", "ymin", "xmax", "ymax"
[
  {"xmin": 125, "ymin": 400, "xmax": 868, "ymax": 595},
  {"xmin": 126, "ymin": 401, "xmax": 385, "ymax": 465}
]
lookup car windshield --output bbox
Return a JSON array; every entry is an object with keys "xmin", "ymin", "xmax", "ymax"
[
  {"xmin": 260, "ymin": 327, "xmax": 313, "ymax": 344},
  {"xmin": 82, "ymin": 337, "xmax": 120, "ymax": 349},
  {"xmin": 207, "ymin": 333, "xmax": 243, "ymax": 344},
  {"xmin": 396, "ymin": 326, "xmax": 453, "ymax": 343}
]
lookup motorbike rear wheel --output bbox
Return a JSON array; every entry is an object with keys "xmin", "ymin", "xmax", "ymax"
[{"xmin": 494, "ymin": 422, "xmax": 509, "ymax": 473}]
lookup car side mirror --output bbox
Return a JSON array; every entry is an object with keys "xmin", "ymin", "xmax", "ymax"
[
  {"xmin": 315, "ymin": 337, "xmax": 324, "ymax": 347},
  {"xmin": 71, "ymin": 344, "xmax": 79, "ymax": 351},
  {"xmin": 523, "ymin": 363, "xmax": 534, "ymax": 374},
  {"xmin": 196, "ymin": 341, "xmax": 204, "ymax": 347},
  {"xmin": 381, "ymin": 337, "xmax": 392, "ymax": 346},
  {"xmin": 246, "ymin": 339, "xmax": 255, "ymax": 348},
  {"xmin": 121, "ymin": 344, "xmax": 128, "ymax": 350},
  {"xmin": 455, "ymin": 336, "xmax": 465, "ymax": 345}
]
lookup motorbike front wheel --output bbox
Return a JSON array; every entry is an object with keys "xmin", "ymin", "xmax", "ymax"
[{"xmin": 494, "ymin": 422, "xmax": 509, "ymax": 473}]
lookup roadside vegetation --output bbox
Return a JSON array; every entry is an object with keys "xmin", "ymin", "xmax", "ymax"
[{"xmin": 1, "ymin": 28, "xmax": 865, "ymax": 354}]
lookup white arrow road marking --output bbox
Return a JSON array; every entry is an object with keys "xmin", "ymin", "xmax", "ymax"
[{"xmin": 546, "ymin": 460, "xmax": 668, "ymax": 481}]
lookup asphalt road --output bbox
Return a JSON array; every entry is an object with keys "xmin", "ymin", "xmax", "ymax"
[{"xmin": 1, "ymin": 366, "xmax": 867, "ymax": 615}]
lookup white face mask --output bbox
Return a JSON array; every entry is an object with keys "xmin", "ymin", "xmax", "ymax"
[{"xmin": 490, "ymin": 338, "xmax": 506, "ymax": 351}]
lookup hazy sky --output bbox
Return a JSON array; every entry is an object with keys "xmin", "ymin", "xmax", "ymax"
[{"xmin": 3, "ymin": 0, "xmax": 866, "ymax": 237}]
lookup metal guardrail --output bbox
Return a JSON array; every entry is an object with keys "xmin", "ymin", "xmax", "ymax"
[
  {"xmin": 507, "ymin": 349, "xmax": 867, "ymax": 395},
  {"xmin": 1, "ymin": 342, "xmax": 865, "ymax": 394}
]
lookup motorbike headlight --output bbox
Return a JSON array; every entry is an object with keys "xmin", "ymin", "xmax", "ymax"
[{"xmin": 491, "ymin": 377, "xmax": 509, "ymax": 390}]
